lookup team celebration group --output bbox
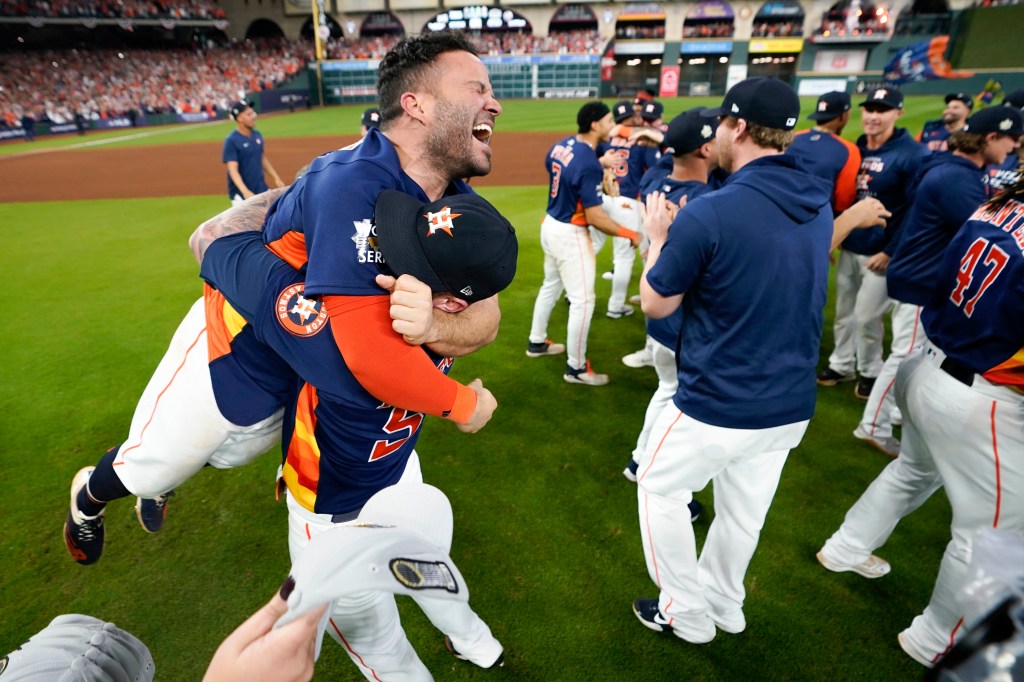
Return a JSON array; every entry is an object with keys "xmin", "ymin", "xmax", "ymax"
[{"xmin": 9, "ymin": 29, "xmax": 1020, "ymax": 681}]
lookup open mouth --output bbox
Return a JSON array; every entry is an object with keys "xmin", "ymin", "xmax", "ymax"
[{"xmin": 472, "ymin": 122, "xmax": 493, "ymax": 146}]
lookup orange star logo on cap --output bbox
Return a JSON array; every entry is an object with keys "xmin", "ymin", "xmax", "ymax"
[{"xmin": 424, "ymin": 206, "xmax": 461, "ymax": 237}]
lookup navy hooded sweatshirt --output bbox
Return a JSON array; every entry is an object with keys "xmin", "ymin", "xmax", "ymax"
[{"xmin": 646, "ymin": 154, "xmax": 833, "ymax": 429}]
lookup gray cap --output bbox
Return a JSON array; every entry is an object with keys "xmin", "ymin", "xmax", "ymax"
[{"xmin": 1, "ymin": 615, "xmax": 154, "ymax": 681}]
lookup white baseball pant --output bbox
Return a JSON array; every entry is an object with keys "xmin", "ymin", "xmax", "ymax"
[
  {"xmin": 285, "ymin": 457, "xmax": 501, "ymax": 681},
  {"xmin": 826, "ymin": 250, "xmax": 890, "ymax": 378},
  {"xmin": 636, "ymin": 405, "xmax": 808, "ymax": 642},
  {"xmin": 592, "ymin": 195, "xmax": 641, "ymax": 313},
  {"xmin": 528, "ymin": 214, "xmax": 596, "ymax": 371},
  {"xmin": 821, "ymin": 343, "xmax": 1024, "ymax": 665},
  {"xmin": 858, "ymin": 302, "xmax": 925, "ymax": 438},
  {"xmin": 630, "ymin": 339, "xmax": 677, "ymax": 464},
  {"xmin": 112, "ymin": 298, "xmax": 283, "ymax": 498}
]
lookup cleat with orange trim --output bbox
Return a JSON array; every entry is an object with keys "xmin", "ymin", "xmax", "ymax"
[
  {"xmin": 64, "ymin": 467, "xmax": 105, "ymax": 565},
  {"xmin": 564, "ymin": 361, "xmax": 609, "ymax": 386}
]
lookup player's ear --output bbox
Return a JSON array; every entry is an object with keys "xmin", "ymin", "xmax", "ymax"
[
  {"xmin": 432, "ymin": 294, "xmax": 468, "ymax": 313},
  {"xmin": 399, "ymin": 91, "xmax": 429, "ymax": 125}
]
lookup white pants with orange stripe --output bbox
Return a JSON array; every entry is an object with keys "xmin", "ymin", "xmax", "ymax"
[
  {"xmin": 636, "ymin": 406, "xmax": 808, "ymax": 641},
  {"xmin": 828, "ymin": 250, "xmax": 890, "ymax": 378},
  {"xmin": 528, "ymin": 214, "xmax": 596, "ymax": 371},
  {"xmin": 630, "ymin": 339, "xmax": 677, "ymax": 464},
  {"xmin": 823, "ymin": 345, "xmax": 1024, "ymax": 666},
  {"xmin": 284, "ymin": 458, "xmax": 502, "ymax": 681},
  {"xmin": 593, "ymin": 195, "xmax": 641, "ymax": 313},
  {"xmin": 858, "ymin": 302, "xmax": 925, "ymax": 439},
  {"xmin": 112, "ymin": 298, "xmax": 283, "ymax": 498}
]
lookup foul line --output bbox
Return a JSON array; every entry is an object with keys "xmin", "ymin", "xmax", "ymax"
[{"xmin": 0, "ymin": 120, "xmax": 221, "ymax": 160}]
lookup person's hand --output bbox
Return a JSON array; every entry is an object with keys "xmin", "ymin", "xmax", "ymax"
[
  {"xmin": 203, "ymin": 589, "xmax": 325, "ymax": 682},
  {"xmin": 846, "ymin": 198, "xmax": 891, "ymax": 229},
  {"xmin": 602, "ymin": 168, "xmax": 620, "ymax": 197},
  {"xmin": 376, "ymin": 273, "xmax": 435, "ymax": 345},
  {"xmin": 456, "ymin": 379, "xmax": 496, "ymax": 433},
  {"xmin": 641, "ymin": 192, "xmax": 674, "ymax": 246},
  {"xmin": 866, "ymin": 252, "xmax": 891, "ymax": 273}
]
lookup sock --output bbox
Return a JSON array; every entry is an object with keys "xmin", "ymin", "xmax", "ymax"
[{"xmin": 76, "ymin": 446, "xmax": 131, "ymax": 516}]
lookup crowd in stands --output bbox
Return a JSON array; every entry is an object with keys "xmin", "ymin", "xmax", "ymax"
[
  {"xmin": 751, "ymin": 20, "xmax": 803, "ymax": 36},
  {"xmin": 0, "ymin": 0, "xmax": 226, "ymax": 20},
  {"xmin": 682, "ymin": 21, "xmax": 735, "ymax": 38},
  {"xmin": 615, "ymin": 24, "xmax": 665, "ymax": 39},
  {"xmin": 817, "ymin": 16, "xmax": 891, "ymax": 35},
  {"xmin": 324, "ymin": 34, "xmax": 401, "ymax": 60},
  {"xmin": 0, "ymin": 39, "xmax": 309, "ymax": 125},
  {"xmin": 323, "ymin": 30, "xmax": 603, "ymax": 59}
]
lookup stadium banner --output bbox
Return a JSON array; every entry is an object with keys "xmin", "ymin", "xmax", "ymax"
[
  {"xmin": 259, "ymin": 89, "xmax": 310, "ymax": 113},
  {"xmin": 748, "ymin": 38, "xmax": 804, "ymax": 54},
  {"xmin": 659, "ymin": 65, "xmax": 681, "ymax": 97},
  {"xmin": 94, "ymin": 117, "xmax": 133, "ymax": 130},
  {"xmin": 0, "ymin": 128, "xmax": 26, "ymax": 141},
  {"xmin": 883, "ymin": 35, "xmax": 973, "ymax": 84},
  {"xmin": 680, "ymin": 40, "xmax": 733, "ymax": 54},
  {"xmin": 176, "ymin": 111, "xmax": 222, "ymax": 123}
]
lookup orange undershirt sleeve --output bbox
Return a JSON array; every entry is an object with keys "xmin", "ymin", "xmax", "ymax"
[{"xmin": 322, "ymin": 294, "xmax": 477, "ymax": 424}]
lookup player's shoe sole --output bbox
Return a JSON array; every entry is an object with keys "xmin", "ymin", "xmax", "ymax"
[
  {"xmin": 816, "ymin": 550, "xmax": 891, "ymax": 579},
  {"xmin": 853, "ymin": 425, "xmax": 900, "ymax": 457},
  {"xmin": 525, "ymin": 340, "xmax": 566, "ymax": 358},
  {"xmin": 606, "ymin": 305, "xmax": 635, "ymax": 319},
  {"xmin": 64, "ymin": 466, "xmax": 105, "ymax": 565}
]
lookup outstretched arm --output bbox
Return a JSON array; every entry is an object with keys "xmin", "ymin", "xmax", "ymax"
[{"xmin": 189, "ymin": 187, "xmax": 288, "ymax": 263}]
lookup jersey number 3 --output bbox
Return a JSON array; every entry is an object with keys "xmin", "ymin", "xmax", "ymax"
[
  {"xmin": 949, "ymin": 237, "xmax": 1009, "ymax": 318},
  {"xmin": 370, "ymin": 408, "xmax": 424, "ymax": 462}
]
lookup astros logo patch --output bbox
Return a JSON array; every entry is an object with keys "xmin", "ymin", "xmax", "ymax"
[
  {"xmin": 276, "ymin": 284, "xmax": 328, "ymax": 337},
  {"xmin": 425, "ymin": 206, "xmax": 461, "ymax": 237}
]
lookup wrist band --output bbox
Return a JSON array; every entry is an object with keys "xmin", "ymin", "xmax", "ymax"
[{"xmin": 616, "ymin": 226, "xmax": 639, "ymax": 241}]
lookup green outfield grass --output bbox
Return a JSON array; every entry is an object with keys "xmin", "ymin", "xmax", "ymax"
[
  {"xmin": 0, "ymin": 95, "xmax": 946, "ymax": 157},
  {"xmin": 0, "ymin": 188, "xmax": 948, "ymax": 680}
]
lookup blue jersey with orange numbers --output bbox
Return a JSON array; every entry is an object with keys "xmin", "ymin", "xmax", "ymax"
[
  {"xmin": 222, "ymin": 129, "xmax": 268, "ymax": 199},
  {"xmin": 886, "ymin": 153, "xmax": 988, "ymax": 306},
  {"xmin": 201, "ymin": 232, "xmax": 454, "ymax": 515},
  {"xmin": 261, "ymin": 129, "xmax": 471, "ymax": 296},
  {"xmin": 844, "ymin": 127, "xmax": 926, "ymax": 256},
  {"xmin": 922, "ymin": 199, "xmax": 1024, "ymax": 388},
  {"xmin": 545, "ymin": 135, "xmax": 604, "ymax": 225},
  {"xmin": 918, "ymin": 119, "xmax": 952, "ymax": 152},
  {"xmin": 598, "ymin": 126, "xmax": 661, "ymax": 199}
]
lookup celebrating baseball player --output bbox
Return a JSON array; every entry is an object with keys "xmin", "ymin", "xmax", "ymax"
[
  {"xmin": 986, "ymin": 88, "xmax": 1024, "ymax": 194},
  {"xmin": 917, "ymin": 92, "xmax": 973, "ymax": 153},
  {"xmin": 817, "ymin": 172, "xmax": 1024, "ymax": 667},
  {"xmin": 786, "ymin": 91, "xmax": 861, "ymax": 216},
  {"xmin": 853, "ymin": 106, "xmax": 1024, "ymax": 456},
  {"xmin": 821, "ymin": 87, "xmax": 927, "ymax": 418},
  {"xmin": 526, "ymin": 101, "xmax": 642, "ymax": 386},
  {"xmin": 630, "ymin": 77, "xmax": 833, "ymax": 643}
]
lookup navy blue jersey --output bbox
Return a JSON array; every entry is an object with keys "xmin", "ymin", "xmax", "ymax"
[
  {"xmin": 886, "ymin": 153, "xmax": 988, "ymax": 306},
  {"xmin": 844, "ymin": 127, "xmax": 927, "ymax": 256},
  {"xmin": 201, "ymin": 232, "xmax": 453, "ymax": 515},
  {"xmin": 643, "ymin": 180, "xmax": 717, "ymax": 351},
  {"xmin": 986, "ymin": 155, "xmax": 1022, "ymax": 196},
  {"xmin": 786, "ymin": 129, "xmax": 861, "ymax": 212},
  {"xmin": 640, "ymin": 159, "xmax": 728, "ymax": 200},
  {"xmin": 922, "ymin": 199, "xmax": 1024, "ymax": 388},
  {"xmin": 598, "ymin": 125, "xmax": 661, "ymax": 199},
  {"xmin": 222, "ymin": 129, "xmax": 269, "ymax": 199},
  {"xmin": 545, "ymin": 135, "xmax": 604, "ymax": 224},
  {"xmin": 646, "ymin": 155, "xmax": 833, "ymax": 428},
  {"xmin": 918, "ymin": 118, "xmax": 953, "ymax": 152},
  {"xmin": 261, "ymin": 130, "xmax": 472, "ymax": 297}
]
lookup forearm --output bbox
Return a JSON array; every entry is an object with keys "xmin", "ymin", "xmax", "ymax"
[
  {"xmin": 190, "ymin": 187, "xmax": 287, "ymax": 263},
  {"xmin": 227, "ymin": 164, "xmax": 252, "ymax": 197},
  {"xmin": 831, "ymin": 211, "xmax": 861, "ymax": 251},
  {"xmin": 424, "ymin": 296, "xmax": 500, "ymax": 357},
  {"xmin": 585, "ymin": 206, "xmax": 638, "ymax": 241},
  {"xmin": 639, "ymin": 239, "xmax": 681, "ymax": 318},
  {"xmin": 263, "ymin": 157, "xmax": 285, "ymax": 187}
]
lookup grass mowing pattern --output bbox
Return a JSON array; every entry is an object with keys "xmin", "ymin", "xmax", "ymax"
[{"xmin": 0, "ymin": 190, "xmax": 950, "ymax": 679}]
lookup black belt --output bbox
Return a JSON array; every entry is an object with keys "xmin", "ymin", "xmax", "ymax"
[
  {"xmin": 331, "ymin": 509, "xmax": 361, "ymax": 523},
  {"xmin": 940, "ymin": 357, "xmax": 975, "ymax": 387}
]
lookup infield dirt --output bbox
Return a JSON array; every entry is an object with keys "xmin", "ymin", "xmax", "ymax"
[{"xmin": 0, "ymin": 132, "xmax": 555, "ymax": 202}]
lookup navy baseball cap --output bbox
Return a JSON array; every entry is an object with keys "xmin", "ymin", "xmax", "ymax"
[
  {"xmin": 361, "ymin": 107, "xmax": 381, "ymax": 130},
  {"xmin": 962, "ymin": 106, "xmax": 1024, "ymax": 137},
  {"xmin": 612, "ymin": 100, "xmax": 634, "ymax": 123},
  {"xmin": 665, "ymin": 107, "xmax": 716, "ymax": 155},
  {"xmin": 374, "ymin": 190, "xmax": 518, "ymax": 303},
  {"xmin": 577, "ymin": 101, "xmax": 611, "ymax": 132},
  {"xmin": 703, "ymin": 77, "xmax": 801, "ymax": 130},
  {"xmin": 640, "ymin": 101, "xmax": 664, "ymax": 122},
  {"xmin": 1003, "ymin": 88, "xmax": 1024, "ymax": 110},
  {"xmin": 808, "ymin": 91, "xmax": 851, "ymax": 121},
  {"xmin": 945, "ymin": 92, "xmax": 974, "ymax": 109},
  {"xmin": 859, "ymin": 87, "xmax": 903, "ymax": 110},
  {"xmin": 229, "ymin": 99, "xmax": 254, "ymax": 119}
]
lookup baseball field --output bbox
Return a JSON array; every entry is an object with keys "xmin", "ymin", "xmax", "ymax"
[{"xmin": 1, "ymin": 97, "xmax": 949, "ymax": 680}]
